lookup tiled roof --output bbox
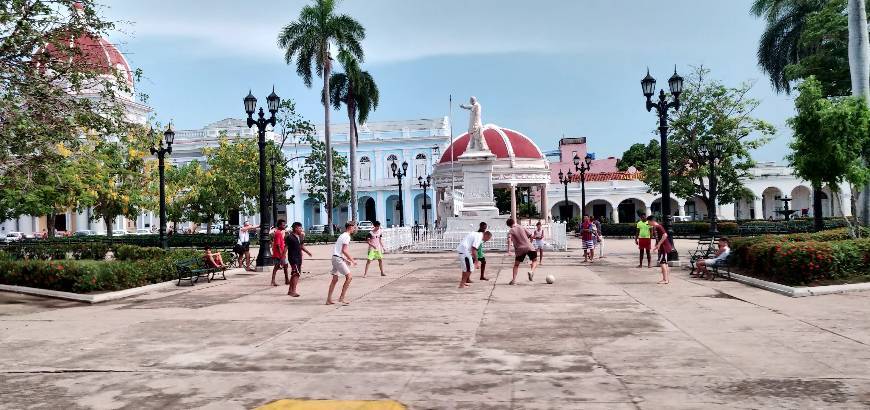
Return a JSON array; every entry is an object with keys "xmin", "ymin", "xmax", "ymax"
[{"xmin": 570, "ymin": 172, "xmax": 642, "ymax": 182}]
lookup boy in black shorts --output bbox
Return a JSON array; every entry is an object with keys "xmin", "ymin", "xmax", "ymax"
[{"xmin": 286, "ymin": 222, "xmax": 312, "ymax": 297}]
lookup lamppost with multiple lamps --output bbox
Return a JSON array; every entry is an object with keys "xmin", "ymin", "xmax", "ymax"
[
  {"xmin": 244, "ymin": 88, "xmax": 280, "ymax": 269},
  {"xmin": 641, "ymin": 67, "xmax": 684, "ymax": 260},
  {"xmin": 557, "ymin": 169, "xmax": 574, "ymax": 221},
  {"xmin": 418, "ymin": 175, "xmax": 432, "ymax": 229},
  {"xmin": 391, "ymin": 160, "xmax": 409, "ymax": 227},
  {"xmin": 573, "ymin": 153, "xmax": 592, "ymax": 217},
  {"xmin": 150, "ymin": 123, "xmax": 175, "ymax": 250},
  {"xmin": 699, "ymin": 140, "xmax": 724, "ymax": 236}
]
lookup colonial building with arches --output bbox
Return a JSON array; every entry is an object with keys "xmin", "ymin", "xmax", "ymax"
[{"xmin": 544, "ymin": 139, "xmax": 853, "ymax": 223}]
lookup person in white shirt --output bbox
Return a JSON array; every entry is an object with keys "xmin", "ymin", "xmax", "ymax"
[
  {"xmin": 327, "ymin": 221, "xmax": 357, "ymax": 305},
  {"xmin": 237, "ymin": 220, "xmax": 259, "ymax": 271},
  {"xmin": 456, "ymin": 228, "xmax": 492, "ymax": 288},
  {"xmin": 694, "ymin": 237, "xmax": 731, "ymax": 280}
]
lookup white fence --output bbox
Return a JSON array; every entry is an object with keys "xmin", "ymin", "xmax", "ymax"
[
  {"xmin": 380, "ymin": 226, "xmax": 414, "ymax": 253},
  {"xmin": 405, "ymin": 222, "xmax": 567, "ymax": 253}
]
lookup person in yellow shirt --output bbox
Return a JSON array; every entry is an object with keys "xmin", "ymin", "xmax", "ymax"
[{"xmin": 634, "ymin": 213, "xmax": 652, "ymax": 268}]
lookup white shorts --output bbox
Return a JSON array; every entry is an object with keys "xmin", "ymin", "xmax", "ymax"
[
  {"xmin": 704, "ymin": 258, "xmax": 724, "ymax": 267},
  {"xmin": 458, "ymin": 253, "xmax": 474, "ymax": 273},
  {"xmin": 533, "ymin": 239, "xmax": 545, "ymax": 250},
  {"xmin": 331, "ymin": 256, "xmax": 351, "ymax": 276}
]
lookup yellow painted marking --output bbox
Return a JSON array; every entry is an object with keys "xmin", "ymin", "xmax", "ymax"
[{"xmin": 255, "ymin": 399, "xmax": 407, "ymax": 410}]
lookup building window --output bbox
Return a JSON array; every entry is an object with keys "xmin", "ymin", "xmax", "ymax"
[
  {"xmin": 360, "ymin": 156, "xmax": 371, "ymax": 181},
  {"xmin": 415, "ymin": 153, "xmax": 427, "ymax": 178},
  {"xmin": 386, "ymin": 154, "xmax": 398, "ymax": 176}
]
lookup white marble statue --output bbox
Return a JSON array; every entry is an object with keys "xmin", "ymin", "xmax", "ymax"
[{"xmin": 460, "ymin": 96, "xmax": 489, "ymax": 152}]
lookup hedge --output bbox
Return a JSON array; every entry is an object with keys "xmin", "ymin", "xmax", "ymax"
[
  {"xmin": 730, "ymin": 228, "xmax": 870, "ymax": 286},
  {"xmin": 599, "ymin": 222, "xmax": 739, "ymax": 237},
  {"xmin": 0, "ymin": 248, "xmax": 234, "ymax": 293}
]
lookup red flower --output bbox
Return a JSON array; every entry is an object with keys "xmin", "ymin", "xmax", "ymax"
[{"xmin": 56, "ymin": 265, "xmax": 63, "ymax": 271}]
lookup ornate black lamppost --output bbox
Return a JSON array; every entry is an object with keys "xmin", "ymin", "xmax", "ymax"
[
  {"xmin": 557, "ymin": 169, "xmax": 574, "ymax": 221},
  {"xmin": 573, "ymin": 153, "xmax": 593, "ymax": 217},
  {"xmin": 391, "ymin": 160, "xmax": 409, "ymax": 227},
  {"xmin": 699, "ymin": 140, "xmax": 724, "ymax": 236},
  {"xmin": 642, "ymin": 67, "xmax": 684, "ymax": 259},
  {"xmin": 418, "ymin": 175, "xmax": 432, "ymax": 229},
  {"xmin": 244, "ymin": 87, "xmax": 280, "ymax": 269},
  {"xmin": 150, "ymin": 123, "xmax": 175, "ymax": 250}
]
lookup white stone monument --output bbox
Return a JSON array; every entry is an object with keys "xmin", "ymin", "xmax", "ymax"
[{"xmin": 456, "ymin": 97, "xmax": 500, "ymax": 219}]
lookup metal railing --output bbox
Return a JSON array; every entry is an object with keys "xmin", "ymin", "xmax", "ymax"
[
  {"xmin": 381, "ymin": 227, "xmax": 414, "ymax": 253},
  {"xmin": 405, "ymin": 222, "xmax": 568, "ymax": 253}
]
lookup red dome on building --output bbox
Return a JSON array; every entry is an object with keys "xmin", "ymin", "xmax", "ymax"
[
  {"xmin": 38, "ymin": 4, "xmax": 134, "ymax": 89},
  {"xmin": 439, "ymin": 125, "xmax": 545, "ymax": 164}
]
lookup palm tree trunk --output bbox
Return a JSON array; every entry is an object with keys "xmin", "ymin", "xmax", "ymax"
[
  {"xmin": 348, "ymin": 101, "xmax": 358, "ymax": 223},
  {"xmin": 323, "ymin": 60, "xmax": 334, "ymax": 235},
  {"xmin": 849, "ymin": 0, "xmax": 870, "ymax": 226}
]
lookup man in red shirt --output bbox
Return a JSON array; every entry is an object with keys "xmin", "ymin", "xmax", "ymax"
[
  {"xmin": 270, "ymin": 219, "xmax": 289, "ymax": 287},
  {"xmin": 648, "ymin": 216, "xmax": 672, "ymax": 284}
]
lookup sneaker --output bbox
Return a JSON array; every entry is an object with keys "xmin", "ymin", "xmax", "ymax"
[{"xmin": 527, "ymin": 271, "xmax": 534, "ymax": 281}]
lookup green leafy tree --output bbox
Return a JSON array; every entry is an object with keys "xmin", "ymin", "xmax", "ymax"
[
  {"xmin": 300, "ymin": 134, "xmax": 350, "ymax": 213},
  {"xmin": 643, "ymin": 67, "xmax": 775, "ymax": 220},
  {"xmin": 617, "ymin": 140, "xmax": 660, "ymax": 171},
  {"xmin": 330, "ymin": 49, "xmax": 379, "ymax": 222},
  {"xmin": 783, "ymin": 0, "xmax": 851, "ymax": 96},
  {"xmin": 77, "ymin": 127, "xmax": 153, "ymax": 238},
  {"xmin": 787, "ymin": 77, "xmax": 870, "ymax": 234},
  {"xmin": 0, "ymin": 1, "xmax": 136, "ymax": 220},
  {"xmin": 278, "ymin": 0, "xmax": 365, "ymax": 235},
  {"xmin": 194, "ymin": 136, "xmax": 297, "ymax": 232},
  {"xmin": 750, "ymin": 0, "xmax": 827, "ymax": 93}
]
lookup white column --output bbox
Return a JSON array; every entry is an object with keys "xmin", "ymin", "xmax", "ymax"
[
  {"xmin": 753, "ymin": 198, "xmax": 763, "ymax": 220},
  {"xmin": 611, "ymin": 206, "xmax": 619, "ymax": 223},
  {"xmin": 403, "ymin": 184, "xmax": 414, "ymax": 226},
  {"xmin": 541, "ymin": 185, "xmax": 549, "ymax": 222},
  {"xmin": 510, "ymin": 184, "xmax": 518, "ymax": 222},
  {"xmin": 839, "ymin": 191, "xmax": 853, "ymax": 216},
  {"xmin": 720, "ymin": 203, "xmax": 735, "ymax": 220},
  {"xmin": 677, "ymin": 200, "xmax": 686, "ymax": 216}
]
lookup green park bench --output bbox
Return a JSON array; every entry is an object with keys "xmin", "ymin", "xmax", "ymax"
[
  {"xmin": 687, "ymin": 236, "xmax": 717, "ymax": 275},
  {"xmin": 174, "ymin": 257, "xmax": 227, "ymax": 286}
]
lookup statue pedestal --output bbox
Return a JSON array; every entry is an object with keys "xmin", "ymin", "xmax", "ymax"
[{"xmin": 457, "ymin": 152, "xmax": 499, "ymax": 218}]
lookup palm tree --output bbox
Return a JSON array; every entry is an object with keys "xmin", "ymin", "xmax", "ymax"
[
  {"xmin": 750, "ymin": 0, "xmax": 827, "ymax": 93},
  {"xmin": 329, "ymin": 49, "xmax": 379, "ymax": 223},
  {"xmin": 848, "ymin": 0, "xmax": 870, "ymax": 225},
  {"xmin": 277, "ymin": 0, "xmax": 364, "ymax": 235}
]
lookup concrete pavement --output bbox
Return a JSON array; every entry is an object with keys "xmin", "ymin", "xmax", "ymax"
[{"xmin": 1, "ymin": 238, "xmax": 869, "ymax": 409}]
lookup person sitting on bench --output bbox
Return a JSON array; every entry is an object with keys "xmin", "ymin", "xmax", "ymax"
[
  {"xmin": 204, "ymin": 245, "xmax": 226, "ymax": 269},
  {"xmin": 693, "ymin": 237, "xmax": 730, "ymax": 280}
]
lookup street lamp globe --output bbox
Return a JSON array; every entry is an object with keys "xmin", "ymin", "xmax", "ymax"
[
  {"xmin": 641, "ymin": 69, "xmax": 656, "ymax": 98},
  {"xmin": 390, "ymin": 160, "xmax": 398, "ymax": 175},
  {"xmin": 558, "ymin": 169, "xmax": 564, "ymax": 183},
  {"xmin": 567, "ymin": 170, "xmax": 574, "ymax": 180},
  {"xmin": 266, "ymin": 86, "xmax": 280, "ymax": 113},
  {"xmin": 244, "ymin": 90, "xmax": 257, "ymax": 116},
  {"xmin": 668, "ymin": 68, "xmax": 684, "ymax": 97},
  {"xmin": 572, "ymin": 154, "xmax": 581, "ymax": 168},
  {"xmin": 584, "ymin": 153, "xmax": 592, "ymax": 167},
  {"xmin": 715, "ymin": 141, "xmax": 724, "ymax": 154},
  {"xmin": 402, "ymin": 161, "xmax": 409, "ymax": 173},
  {"xmin": 163, "ymin": 123, "xmax": 175, "ymax": 147},
  {"xmin": 418, "ymin": 175, "xmax": 423, "ymax": 185}
]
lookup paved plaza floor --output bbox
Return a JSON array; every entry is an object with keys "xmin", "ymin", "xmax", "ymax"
[{"xmin": 2, "ymin": 238, "xmax": 870, "ymax": 409}]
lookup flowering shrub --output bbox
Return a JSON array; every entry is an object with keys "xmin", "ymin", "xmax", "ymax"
[{"xmin": 730, "ymin": 231, "xmax": 870, "ymax": 286}]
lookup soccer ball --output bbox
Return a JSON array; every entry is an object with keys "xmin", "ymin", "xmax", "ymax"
[{"xmin": 545, "ymin": 274, "xmax": 555, "ymax": 284}]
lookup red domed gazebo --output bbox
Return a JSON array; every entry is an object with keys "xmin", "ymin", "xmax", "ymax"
[{"xmin": 432, "ymin": 124, "xmax": 552, "ymax": 223}]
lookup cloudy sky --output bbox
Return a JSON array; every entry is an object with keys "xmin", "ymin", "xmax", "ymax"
[{"xmin": 103, "ymin": 0, "xmax": 794, "ymax": 162}]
